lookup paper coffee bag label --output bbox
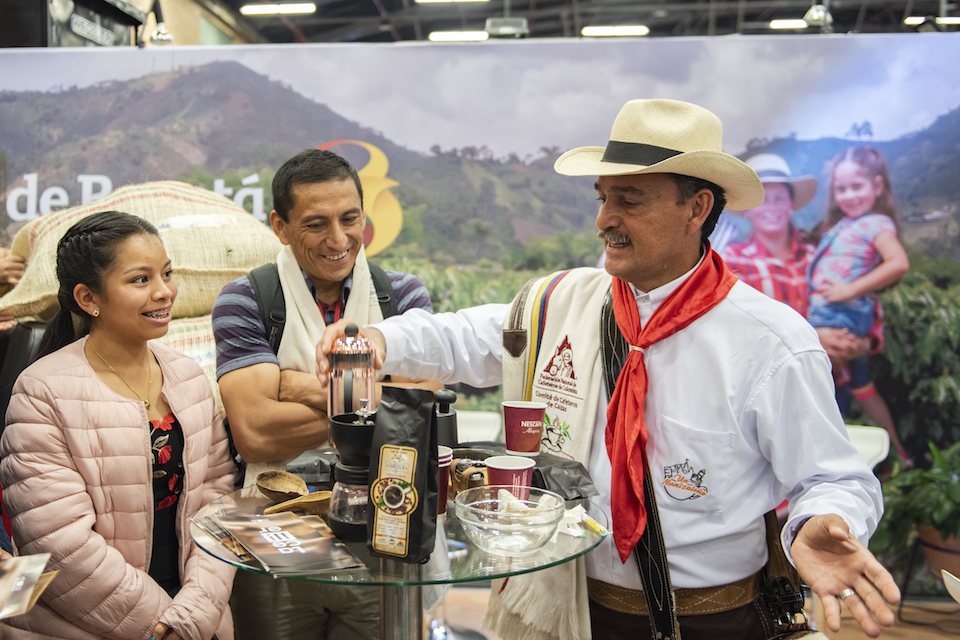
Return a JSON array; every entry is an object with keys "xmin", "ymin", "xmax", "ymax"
[{"xmin": 370, "ymin": 444, "xmax": 419, "ymax": 556}]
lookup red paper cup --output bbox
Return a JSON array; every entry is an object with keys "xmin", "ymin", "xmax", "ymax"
[
  {"xmin": 502, "ymin": 401, "xmax": 546, "ymax": 456},
  {"xmin": 485, "ymin": 456, "xmax": 536, "ymax": 499}
]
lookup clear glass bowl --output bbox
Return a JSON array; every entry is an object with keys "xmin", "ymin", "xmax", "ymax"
[{"xmin": 454, "ymin": 485, "xmax": 565, "ymax": 556}]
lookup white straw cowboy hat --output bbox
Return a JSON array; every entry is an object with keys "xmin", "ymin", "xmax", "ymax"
[
  {"xmin": 554, "ymin": 99, "xmax": 765, "ymax": 211},
  {"xmin": 744, "ymin": 153, "xmax": 818, "ymax": 211}
]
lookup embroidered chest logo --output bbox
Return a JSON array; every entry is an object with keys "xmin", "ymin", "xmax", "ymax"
[
  {"xmin": 534, "ymin": 337, "xmax": 579, "ymax": 400},
  {"xmin": 532, "ymin": 335, "xmax": 582, "ymax": 459},
  {"xmin": 662, "ymin": 459, "xmax": 708, "ymax": 501},
  {"xmin": 543, "ymin": 336, "xmax": 576, "ymax": 381}
]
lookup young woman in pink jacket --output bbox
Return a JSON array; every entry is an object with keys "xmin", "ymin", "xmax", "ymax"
[{"xmin": 1, "ymin": 211, "xmax": 237, "ymax": 640}]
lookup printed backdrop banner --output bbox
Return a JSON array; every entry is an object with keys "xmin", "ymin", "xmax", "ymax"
[{"xmin": 1, "ymin": 34, "xmax": 959, "ymax": 261}]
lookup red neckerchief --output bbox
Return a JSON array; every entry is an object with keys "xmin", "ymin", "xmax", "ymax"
[{"xmin": 605, "ymin": 248, "xmax": 737, "ymax": 562}]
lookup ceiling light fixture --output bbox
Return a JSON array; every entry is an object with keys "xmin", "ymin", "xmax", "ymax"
[
  {"xmin": 428, "ymin": 30, "xmax": 490, "ymax": 41},
  {"xmin": 904, "ymin": 16, "xmax": 960, "ymax": 25},
  {"xmin": 802, "ymin": 3, "xmax": 833, "ymax": 32},
  {"xmin": 769, "ymin": 19, "xmax": 809, "ymax": 29},
  {"xmin": 485, "ymin": 17, "xmax": 529, "ymax": 37},
  {"xmin": 149, "ymin": 0, "xmax": 173, "ymax": 44},
  {"xmin": 239, "ymin": 3, "xmax": 317, "ymax": 16},
  {"xmin": 581, "ymin": 25, "xmax": 650, "ymax": 37}
]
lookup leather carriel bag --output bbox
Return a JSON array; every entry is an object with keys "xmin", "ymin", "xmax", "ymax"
[{"xmin": 757, "ymin": 511, "xmax": 813, "ymax": 639}]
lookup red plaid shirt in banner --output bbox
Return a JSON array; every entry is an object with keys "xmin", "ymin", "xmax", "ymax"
[{"xmin": 720, "ymin": 233, "xmax": 815, "ymax": 317}]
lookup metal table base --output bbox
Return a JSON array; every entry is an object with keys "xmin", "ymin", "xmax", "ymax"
[{"xmin": 381, "ymin": 558, "xmax": 424, "ymax": 640}]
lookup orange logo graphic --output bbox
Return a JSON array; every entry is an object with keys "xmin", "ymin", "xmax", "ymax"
[
  {"xmin": 318, "ymin": 140, "xmax": 402, "ymax": 257},
  {"xmin": 662, "ymin": 460, "xmax": 708, "ymax": 501}
]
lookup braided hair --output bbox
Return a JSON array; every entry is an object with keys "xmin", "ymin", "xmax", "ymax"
[{"xmin": 37, "ymin": 211, "xmax": 160, "ymax": 358}]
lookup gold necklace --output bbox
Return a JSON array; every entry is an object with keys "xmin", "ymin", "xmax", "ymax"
[{"xmin": 89, "ymin": 344, "xmax": 152, "ymax": 410}]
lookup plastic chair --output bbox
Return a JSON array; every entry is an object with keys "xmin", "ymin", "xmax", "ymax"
[
  {"xmin": 943, "ymin": 570, "xmax": 960, "ymax": 603},
  {"xmin": 455, "ymin": 410, "xmax": 503, "ymax": 443},
  {"xmin": 844, "ymin": 424, "xmax": 890, "ymax": 469}
]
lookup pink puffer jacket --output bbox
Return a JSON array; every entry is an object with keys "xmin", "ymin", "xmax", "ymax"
[{"xmin": 0, "ymin": 337, "xmax": 237, "ymax": 640}]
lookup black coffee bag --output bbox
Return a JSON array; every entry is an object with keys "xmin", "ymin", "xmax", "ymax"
[{"xmin": 367, "ymin": 387, "xmax": 438, "ymax": 563}]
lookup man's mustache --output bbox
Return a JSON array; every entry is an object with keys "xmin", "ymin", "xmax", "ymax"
[{"xmin": 598, "ymin": 229, "xmax": 631, "ymax": 245}]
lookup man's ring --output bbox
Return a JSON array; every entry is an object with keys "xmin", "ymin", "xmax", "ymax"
[{"xmin": 840, "ymin": 588, "xmax": 856, "ymax": 600}]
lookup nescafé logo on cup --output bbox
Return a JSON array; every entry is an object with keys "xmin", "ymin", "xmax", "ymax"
[{"xmin": 520, "ymin": 420, "xmax": 542, "ymax": 433}]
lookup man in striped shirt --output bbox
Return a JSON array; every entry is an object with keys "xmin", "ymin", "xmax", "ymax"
[{"xmin": 212, "ymin": 148, "xmax": 436, "ymax": 640}]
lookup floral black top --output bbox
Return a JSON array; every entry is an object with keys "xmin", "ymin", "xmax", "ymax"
[{"xmin": 149, "ymin": 413, "xmax": 184, "ymax": 597}]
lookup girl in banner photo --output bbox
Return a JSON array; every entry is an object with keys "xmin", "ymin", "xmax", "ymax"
[
  {"xmin": 0, "ymin": 211, "xmax": 236, "ymax": 639},
  {"xmin": 807, "ymin": 146, "xmax": 911, "ymax": 461}
]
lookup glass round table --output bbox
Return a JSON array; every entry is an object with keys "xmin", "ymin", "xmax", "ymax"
[{"xmin": 191, "ymin": 485, "xmax": 608, "ymax": 640}]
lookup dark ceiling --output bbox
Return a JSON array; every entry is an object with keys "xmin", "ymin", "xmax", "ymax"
[{"xmin": 205, "ymin": 0, "xmax": 956, "ymax": 43}]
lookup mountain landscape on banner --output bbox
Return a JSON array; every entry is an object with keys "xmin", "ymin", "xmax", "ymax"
[
  {"xmin": 0, "ymin": 60, "xmax": 597, "ymax": 264},
  {"xmin": 1, "ymin": 59, "xmax": 958, "ymax": 263}
]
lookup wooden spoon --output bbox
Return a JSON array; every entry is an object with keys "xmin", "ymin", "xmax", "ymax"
[
  {"xmin": 263, "ymin": 490, "xmax": 332, "ymax": 516},
  {"xmin": 255, "ymin": 470, "xmax": 309, "ymax": 502}
]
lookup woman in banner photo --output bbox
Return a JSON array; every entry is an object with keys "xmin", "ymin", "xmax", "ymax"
[
  {"xmin": 0, "ymin": 212, "xmax": 236, "ymax": 640},
  {"xmin": 807, "ymin": 147, "xmax": 911, "ymax": 461}
]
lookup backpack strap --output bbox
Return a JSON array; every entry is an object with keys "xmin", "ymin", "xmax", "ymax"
[
  {"xmin": 369, "ymin": 262, "xmax": 399, "ymax": 318},
  {"xmin": 247, "ymin": 263, "xmax": 286, "ymax": 355},
  {"xmin": 225, "ymin": 263, "xmax": 285, "ymax": 489}
]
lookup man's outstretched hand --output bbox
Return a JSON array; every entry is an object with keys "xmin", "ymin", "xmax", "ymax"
[
  {"xmin": 316, "ymin": 319, "xmax": 386, "ymax": 387},
  {"xmin": 792, "ymin": 514, "xmax": 901, "ymax": 637}
]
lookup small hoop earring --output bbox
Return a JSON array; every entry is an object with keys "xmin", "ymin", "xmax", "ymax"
[{"xmin": 92, "ymin": 309, "xmax": 99, "ymax": 317}]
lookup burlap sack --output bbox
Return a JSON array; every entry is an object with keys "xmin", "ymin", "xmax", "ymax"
[
  {"xmin": 0, "ymin": 181, "xmax": 282, "ymax": 321},
  {"xmin": 153, "ymin": 314, "xmax": 225, "ymax": 419}
]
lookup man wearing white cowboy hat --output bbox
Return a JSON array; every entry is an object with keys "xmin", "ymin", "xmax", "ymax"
[{"xmin": 316, "ymin": 99, "xmax": 900, "ymax": 639}]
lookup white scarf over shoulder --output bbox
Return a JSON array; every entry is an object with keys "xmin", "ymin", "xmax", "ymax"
[
  {"xmin": 243, "ymin": 244, "xmax": 384, "ymax": 487},
  {"xmin": 486, "ymin": 267, "xmax": 611, "ymax": 640},
  {"xmin": 501, "ymin": 267, "xmax": 611, "ymax": 463}
]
